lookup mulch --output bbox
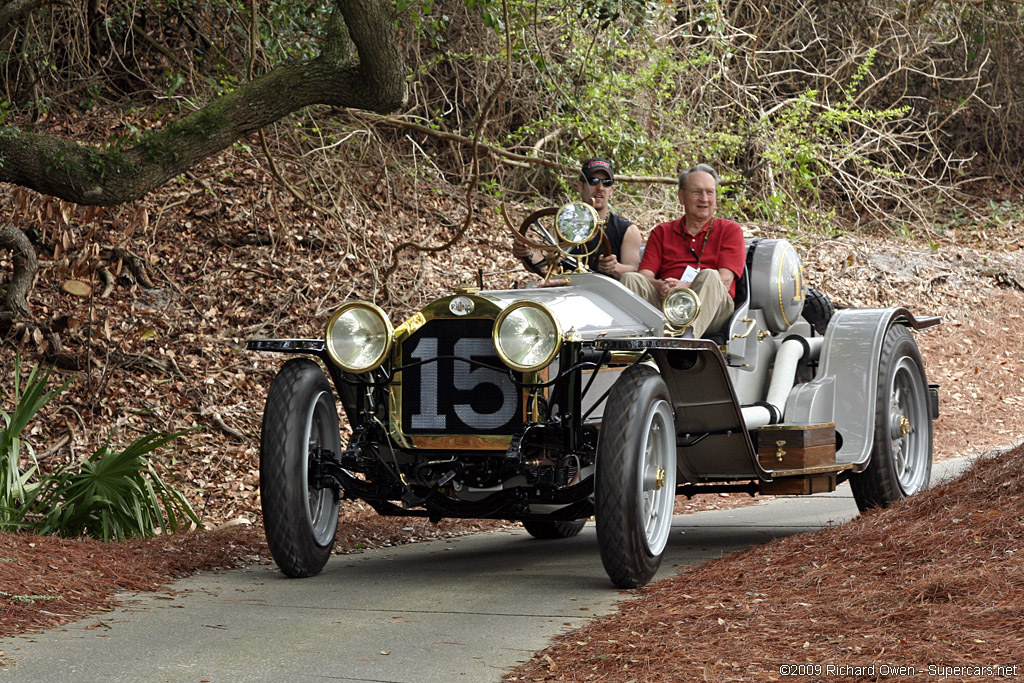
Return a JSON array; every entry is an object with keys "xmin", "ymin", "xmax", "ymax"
[
  {"xmin": 4, "ymin": 138, "xmax": 1024, "ymax": 673},
  {"xmin": 0, "ymin": 526, "xmax": 268, "ymax": 638},
  {"xmin": 505, "ymin": 444, "xmax": 1024, "ymax": 682}
]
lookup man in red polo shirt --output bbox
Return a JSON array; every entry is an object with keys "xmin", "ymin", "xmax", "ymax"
[{"xmin": 621, "ymin": 164, "xmax": 746, "ymax": 338}]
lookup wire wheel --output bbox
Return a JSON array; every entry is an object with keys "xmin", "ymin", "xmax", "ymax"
[
  {"xmin": 596, "ymin": 365, "xmax": 678, "ymax": 588},
  {"xmin": 851, "ymin": 325, "xmax": 933, "ymax": 512}
]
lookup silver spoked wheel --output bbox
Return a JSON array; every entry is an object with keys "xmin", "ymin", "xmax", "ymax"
[
  {"xmin": 304, "ymin": 390, "xmax": 342, "ymax": 546},
  {"xmin": 638, "ymin": 399, "xmax": 676, "ymax": 556},
  {"xmin": 850, "ymin": 325, "xmax": 933, "ymax": 512},
  {"xmin": 261, "ymin": 359, "xmax": 341, "ymax": 578},
  {"xmin": 596, "ymin": 364, "xmax": 678, "ymax": 588},
  {"xmin": 888, "ymin": 356, "xmax": 930, "ymax": 496}
]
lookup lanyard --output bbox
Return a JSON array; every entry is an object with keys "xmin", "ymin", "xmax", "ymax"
[{"xmin": 687, "ymin": 218, "xmax": 714, "ymax": 268}]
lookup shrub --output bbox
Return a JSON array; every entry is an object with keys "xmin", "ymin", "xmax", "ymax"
[
  {"xmin": 20, "ymin": 431, "xmax": 200, "ymax": 541},
  {"xmin": 0, "ymin": 356, "xmax": 70, "ymax": 524},
  {"xmin": 1, "ymin": 358, "xmax": 199, "ymax": 540}
]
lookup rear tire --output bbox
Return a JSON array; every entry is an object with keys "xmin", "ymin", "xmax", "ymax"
[
  {"xmin": 523, "ymin": 519, "xmax": 587, "ymax": 539},
  {"xmin": 595, "ymin": 365, "xmax": 677, "ymax": 588},
  {"xmin": 850, "ymin": 325, "xmax": 932, "ymax": 512},
  {"xmin": 260, "ymin": 359, "xmax": 341, "ymax": 577}
]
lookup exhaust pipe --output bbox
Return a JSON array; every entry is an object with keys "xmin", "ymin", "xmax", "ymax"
[{"xmin": 741, "ymin": 336, "xmax": 823, "ymax": 429}]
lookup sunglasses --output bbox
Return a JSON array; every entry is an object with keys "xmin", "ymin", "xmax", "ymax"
[{"xmin": 583, "ymin": 176, "xmax": 614, "ymax": 187}]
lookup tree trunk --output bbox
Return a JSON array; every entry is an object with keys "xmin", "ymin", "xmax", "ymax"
[
  {"xmin": 0, "ymin": 0, "xmax": 406, "ymax": 316},
  {"xmin": 0, "ymin": 224, "xmax": 37, "ymax": 320}
]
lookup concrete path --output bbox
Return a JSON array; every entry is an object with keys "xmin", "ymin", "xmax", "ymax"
[{"xmin": 0, "ymin": 457, "xmax": 974, "ymax": 683}]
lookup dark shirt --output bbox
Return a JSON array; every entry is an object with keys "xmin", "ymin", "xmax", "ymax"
[{"xmin": 577, "ymin": 212, "xmax": 632, "ymax": 271}]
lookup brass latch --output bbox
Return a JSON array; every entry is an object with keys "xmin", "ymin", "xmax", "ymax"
[
  {"xmin": 775, "ymin": 440, "xmax": 786, "ymax": 462},
  {"xmin": 732, "ymin": 318, "xmax": 756, "ymax": 339}
]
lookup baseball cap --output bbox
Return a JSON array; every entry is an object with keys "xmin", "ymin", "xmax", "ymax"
[{"xmin": 581, "ymin": 158, "xmax": 615, "ymax": 181}]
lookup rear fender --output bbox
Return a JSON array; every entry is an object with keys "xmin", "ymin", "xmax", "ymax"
[{"xmin": 784, "ymin": 309, "xmax": 939, "ymax": 467}]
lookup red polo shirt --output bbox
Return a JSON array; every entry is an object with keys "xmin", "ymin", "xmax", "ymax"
[{"xmin": 638, "ymin": 217, "xmax": 746, "ymax": 298}]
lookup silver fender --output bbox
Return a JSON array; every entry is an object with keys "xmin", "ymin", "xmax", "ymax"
[{"xmin": 784, "ymin": 308, "xmax": 939, "ymax": 467}]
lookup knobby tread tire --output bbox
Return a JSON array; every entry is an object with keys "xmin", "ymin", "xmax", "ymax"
[
  {"xmin": 849, "ymin": 325, "xmax": 932, "ymax": 512},
  {"xmin": 523, "ymin": 519, "xmax": 587, "ymax": 539},
  {"xmin": 803, "ymin": 286, "xmax": 835, "ymax": 335},
  {"xmin": 260, "ymin": 358, "xmax": 340, "ymax": 578},
  {"xmin": 595, "ymin": 364, "xmax": 672, "ymax": 589}
]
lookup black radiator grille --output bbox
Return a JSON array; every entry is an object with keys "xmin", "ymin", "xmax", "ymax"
[{"xmin": 399, "ymin": 318, "xmax": 523, "ymax": 436}]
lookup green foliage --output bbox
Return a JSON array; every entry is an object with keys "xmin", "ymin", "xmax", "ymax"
[
  {"xmin": 742, "ymin": 51, "xmax": 911, "ymax": 225},
  {"xmin": 0, "ymin": 356, "xmax": 71, "ymax": 522},
  {"xmin": 491, "ymin": 2, "xmax": 692, "ymax": 186},
  {"xmin": 407, "ymin": 0, "xmax": 915, "ymax": 229},
  {"xmin": 1, "ymin": 359, "xmax": 199, "ymax": 540},
  {"xmin": 20, "ymin": 431, "xmax": 200, "ymax": 541},
  {"xmin": 397, "ymin": 0, "xmax": 1009, "ymax": 229},
  {"xmin": 259, "ymin": 0, "xmax": 333, "ymax": 62},
  {"xmin": 166, "ymin": 72, "xmax": 188, "ymax": 101}
]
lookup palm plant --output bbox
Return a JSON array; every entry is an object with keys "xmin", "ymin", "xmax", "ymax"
[
  {"xmin": 3, "ymin": 356, "xmax": 200, "ymax": 539},
  {"xmin": 0, "ymin": 356, "xmax": 71, "ymax": 526},
  {"xmin": 21, "ymin": 431, "xmax": 201, "ymax": 541}
]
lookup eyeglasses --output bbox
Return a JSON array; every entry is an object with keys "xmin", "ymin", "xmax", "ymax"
[{"xmin": 583, "ymin": 176, "xmax": 614, "ymax": 187}]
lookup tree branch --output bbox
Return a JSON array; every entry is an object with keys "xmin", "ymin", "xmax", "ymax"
[
  {"xmin": 340, "ymin": 110, "xmax": 678, "ymax": 185},
  {"xmin": 0, "ymin": 0, "xmax": 406, "ymax": 206},
  {"xmin": 0, "ymin": 223, "xmax": 38, "ymax": 318}
]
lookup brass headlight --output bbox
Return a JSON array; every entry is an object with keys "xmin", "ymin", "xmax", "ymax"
[
  {"xmin": 324, "ymin": 302, "xmax": 393, "ymax": 373},
  {"xmin": 663, "ymin": 287, "xmax": 701, "ymax": 328},
  {"xmin": 555, "ymin": 202, "xmax": 599, "ymax": 245},
  {"xmin": 493, "ymin": 301, "xmax": 561, "ymax": 372}
]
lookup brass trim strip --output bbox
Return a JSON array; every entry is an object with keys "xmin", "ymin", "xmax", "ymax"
[{"xmin": 765, "ymin": 463, "xmax": 855, "ymax": 477}]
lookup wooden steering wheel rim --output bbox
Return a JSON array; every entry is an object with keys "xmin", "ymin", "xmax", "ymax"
[
  {"xmin": 517, "ymin": 207, "xmax": 560, "ymax": 275},
  {"xmin": 517, "ymin": 207, "xmax": 610, "ymax": 275}
]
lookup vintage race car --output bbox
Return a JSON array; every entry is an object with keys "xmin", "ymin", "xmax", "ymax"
[{"xmin": 248, "ymin": 203, "xmax": 940, "ymax": 588}]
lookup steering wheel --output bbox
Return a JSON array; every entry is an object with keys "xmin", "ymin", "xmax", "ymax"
[{"xmin": 516, "ymin": 207, "xmax": 611, "ymax": 276}]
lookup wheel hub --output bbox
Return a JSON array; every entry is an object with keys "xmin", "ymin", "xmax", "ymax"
[
  {"xmin": 900, "ymin": 415, "xmax": 911, "ymax": 437},
  {"xmin": 654, "ymin": 466, "xmax": 666, "ymax": 490}
]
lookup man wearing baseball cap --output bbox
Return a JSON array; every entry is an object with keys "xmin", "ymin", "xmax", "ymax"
[{"xmin": 514, "ymin": 157, "xmax": 642, "ymax": 279}]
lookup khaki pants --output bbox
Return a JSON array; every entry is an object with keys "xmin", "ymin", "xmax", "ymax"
[{"xmin": 621, "ymin": 270, "xmax": 734, "ymax": 338}]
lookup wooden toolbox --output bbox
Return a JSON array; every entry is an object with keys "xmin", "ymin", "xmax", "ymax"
[
  {"xmin": 756, "ymin": 423, "xmax": 836, "ymax": 470},
  {"xmin": 760, "ymin": 473, "xmax": 838, "ymax": 496}
]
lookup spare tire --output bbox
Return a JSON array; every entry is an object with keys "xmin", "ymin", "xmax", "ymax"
[{"xmin": 803, "ymin": 286, "xmax": 834, "ymax": 335}]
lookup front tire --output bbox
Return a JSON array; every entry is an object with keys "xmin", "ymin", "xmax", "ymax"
[
  {"xmin": 595, "ymin": 365, "xmax": 677, "ymax": 588},
  {"xmin": 260, "ymin": 358, "xmax": 342, "ymax": 577},
  {"xmin": 523, "ymin": 519, "xmax": 587, "ymax": 539},
  {"xmin": 850, "ymin": 325, "xmax": 932, "ymax": 512}
]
